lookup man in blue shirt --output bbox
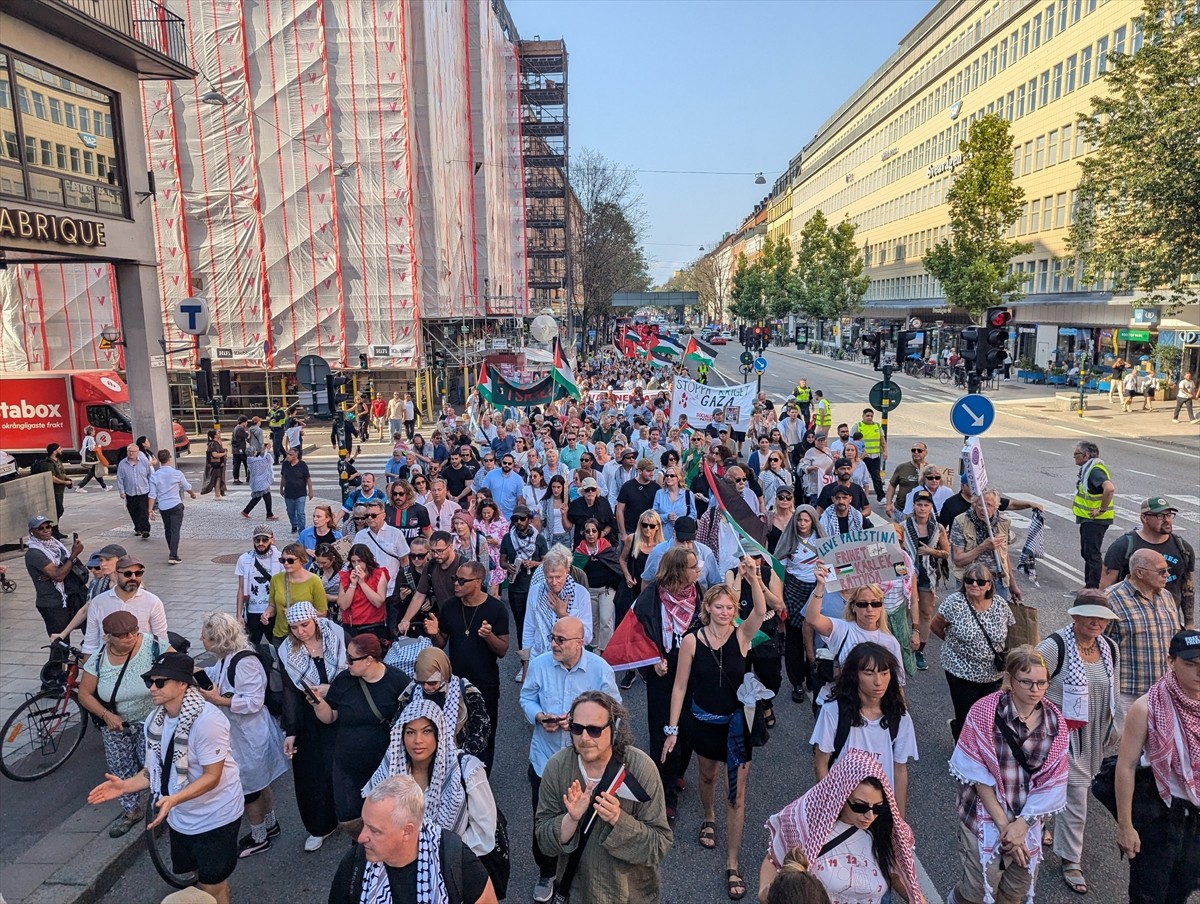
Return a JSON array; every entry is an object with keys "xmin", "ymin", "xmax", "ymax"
[
  {"xmin": 116, "ymin": 443, "xmax": 154, "ymax": 539},
  {"xmin": 639, "ymin": 516, "xmax": 722, "ymax": 589},
  {"xmin": 519, "ymin": 615, "xmax": 620, "ymax": 902},
  {"xmin": 481, "ymin": 454, "xmax": 524, "ymax": 520},
  {"xmin": 148, "ymin": 449, "xmax": 197, "ymax": 564},
  {"xmin": 340, "ymin": 472, "xmax": 386, "ymax": 528}
]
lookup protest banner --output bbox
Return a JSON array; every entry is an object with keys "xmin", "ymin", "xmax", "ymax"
[
  {"xmin": 670, "ymin": 377, "xmax": 756, "ymax": 430},
  {"xmin": 815, "ymin": 529, "xmax": 908, "ymax": 592}
]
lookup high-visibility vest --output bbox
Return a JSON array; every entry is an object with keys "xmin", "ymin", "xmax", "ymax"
[
  {"xmin": 1072, "ymin": 459, "xmax": 1114, "ymax": 521},
  {"xmin": 813, "ymin": 400, "xmax": 832, "ymax": 429},
  {"xmin": 857, "ymin": 421, "xmax": 882, "ymax": 456},
  {"xmin": 268, "ymin": 408, "xmax": 286, "ymax": 428},
  {"xmin": 794, "ymin": 385, "xmax": 812, "ymax": 403}
]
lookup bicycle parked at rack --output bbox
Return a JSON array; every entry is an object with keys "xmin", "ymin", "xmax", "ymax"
[{"xmin": 0, "ymin": 641, "xmax": 89, "ymax": 781}]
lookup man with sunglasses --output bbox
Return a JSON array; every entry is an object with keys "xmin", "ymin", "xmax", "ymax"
[
  {"xmin": 520, "ymin": 619, "xmax": 620, "ymax": 902},
  {"xmin": 339, "ymin": 473, "xmax": 385, "ymax": 530},
  {"xmin": 388, "ymin": 536, "xmax": 429, "ymax": 638},
  {"xmin": 234, "ymin": 526, "xmax": 282, "ymax": 645},
  {"xmin": 81, "ymin": 554, "xmax": 170, "ymax": 661},
  {"xmin": 479, "ymin": 454, "xmax": 524, "ymax": 521},
  {"xmin": 615, "ymin": 458, "xmax": 660, "ymax": 542},
  {"xmin": 884, "ymin": 442, "xmax": 929, "ymax": 521},
  {"xmin": 353, "ymin": 500, "xmax": 410, "ymax": 598},
  {"xmin": 399, "ymin": 532, "xmax": 462, "ymax": 639},
  {"xmin": 1102, "ymin": 497, "xmax": 1195, "ymax": 627},
  {"xmin": 426, "ymin": 561, "xmax": 509, "ymax": 771}
]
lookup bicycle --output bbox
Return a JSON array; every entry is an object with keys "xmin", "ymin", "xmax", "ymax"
[{"xmin": 0, "ymin": 641, "xmax": 89, "ymax": 781}]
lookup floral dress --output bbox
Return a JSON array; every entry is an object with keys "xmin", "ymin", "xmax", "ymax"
[{"xmin": 474, "ymin": 517, "xmax": 509, "ymax": 586}]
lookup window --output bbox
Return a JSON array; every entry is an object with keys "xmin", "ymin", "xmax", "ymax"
[
  {"xmin": 1051, "ymin": 259, "xmax": 1063, "ymax": 292},
  {"xmin": 1030, "ymin": 199, "xmax": 1041, "ymax": 232},
  {"xmin": 39, "ymin": 139, "xmax": 50, "ymax": 166},
  {"xmin": 97, "ymin": 156, "xmax": 107, "ymax": 180},
  {"xmin": 1061, "ymin": 123, "xmax": 1072, "ymax": 160},
  {"xmin": 55, "ymin": 143, "xmax": 66, "ymax": 169},
  {"xmin": 1033, "ymin": 14, "xmax": 1043, "ymax": 49},
  {"xmin": 1053, "ymin": 63, "xmax": 1063, "ymax": 100},
  {"xmin": 1097, "ymin": 36, "xmax": 1109, "ymax": 74},
  {"xmin": 1019, "ymin": 203, "xmax": 1029, "ymax": 234},
  {"xmin": 1048, "ymin": 129, "xmax": 1058, "ymax": 165},
  {"xmin": 1055, "ymin": 192, "xmax": 1067, "ymax": 228},
  {"xmin": 1069, "ymin": 189, "xmax": 1079, "ymax": 224},
  {"xmin": 1000, "ymin": 38, "xmax": 1009, "ymax": 70},
  {"xmin": 32, "ymin": 91, "xmax": 46, "ymax": 119},
  {"xmin": 2, "ymin": 131, "xmax": 15, "ymax": 159},
  {"xmin": 1058, "ymin": 0, "xmax": 1068, "ymax": 31},
  {"xmin": 83, "ymin": 150, "xmax": 94, "ymax": 175},
  {"xmin": 1037, "ymin": 260, "xmax": 1049, "ymax": 293},
  {"xmin": 1043, "ymin": 196, "xmax": 1053, "ymax": 230},
  {"xmin": 1066, "ymin": 54, "xmax": 1077, "ymax": 91},
  {"xmin": 69, "ymin": 147, "xmax": 80, "ymax": 172},
  {"xmin": 1075, "ymin": 123, "xmax": 1087, "ymax": 156},
  {"xmin": 1035, "ymin": 135, "xmax": 1046, "ymax": 170},
  {"xmin": 1040, "ymin": 71, "xmax": 1050, "ymax": 106},
  {"xmin": 1132, "ymin": 17, "xmax": 1144, "ymax": 53},
  {"xmin": 23, "ymin": 135, "xmax": 35, "ymax": 164},
  {"xmin": 990, "ymin": 46, "xmax": 998, "ymax": 78},
  {"xmin": 1022, "ymin": 23, "xmax": 1031, "ymax": 56},
  {"xmin": 16, "ymin": 85, "xmax": 29, "ymax": 114},
  {"xmin": 1113, "ymin": 25, "xmax": 1127, "ymax": 56},
  {"xmin": 78, "ymin": 107, "xmax": 90, "ymax": 133},
  {"xmin": 1071, "ymin": 0, "xmax": 1082, "ymax": 24},
  {"xmin": 64, "ymin": 102, "xmax": 76, "ymax": 128},
  {"xmin": 1017, "ymin": 84, "xmax": 1026, "ymax": 118},
  {"xmin": 1023, "ymin": 140, "xmax": 1034, "ymax": 174},
  {"xmin": 1027, "ymin": 78, "xmax": 1038, "ymax": 114},
  {"xmin": 1006, "ymin": 90, "xmax": 1015, "ymax": 120},
  {"xmin": 1012, "ymin": 146, "xmax": 1021, "ymax": 178},
  {"xmin": 1010, "ymin": 30, "xmax": 1019, "ymax": 65},
  {"xmin": 49, "ymin": 97, "xmax": 60, "ymax": 123},
  {"xmin": 1045, "ymin": 3, "xmax": 1056, "ymax": 40},
  {"xmin": 1081, "ymin": 46, "xmax": 1093, "ymax": 85}
]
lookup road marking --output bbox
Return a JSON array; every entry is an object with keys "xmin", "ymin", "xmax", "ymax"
[
  {"xmin": 1039, "ymin": 449, "xmax": 1062, "ymax": 456},
  {"xmin": 998, "ymin": 440, "xmax": 1020, "ymax": 447},
  {"xmin": 1127, "ymin": 469, "xmax": 1157, "ymax": 478},
  {"xmin": 1049, "ymin": 422, "xmax": 1200, "ymax": 459}
]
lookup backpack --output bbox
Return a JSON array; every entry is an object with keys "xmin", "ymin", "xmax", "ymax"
[
  {"xmin": 228, "ymin": 645, "xmax": 285, "ymax": 717},
  {"xmin": 1048, "ymin": 631, "xmax": 1118, "ymax": 682},
  {"xmin": 827, "ymin": 695, "xmax": 900, "ymax": 768},
  {"xmin": 30, "ymin": 457, "xmax": 50, "ymax": 476}
]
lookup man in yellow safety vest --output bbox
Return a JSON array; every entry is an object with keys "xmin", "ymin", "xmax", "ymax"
[
  {"xmin": 853, "ymin": 407, "xmax": 886, "ymax": 502},
  {"xmin": 793, "ymin": 379, "xmax": 812, "ymax": 423},
  {"xmin": 812, "ymin": 390, "xmax": 832, "ymax": 432},
  {"xmin": 1071, "ymin": 440, "xmax": 1115, "ymax": 587}
]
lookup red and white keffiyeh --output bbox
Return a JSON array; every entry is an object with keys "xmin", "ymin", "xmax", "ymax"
[
  {"xmin": 1145, "ymin": 670, "xmax": 1200, "ymax": 805},
  {"xmin": 765, "ymin": 750, "xmax": 921, "ymax": 902},
  {"xmin": 949, "ymin": 691, "xmax": 1069, "ymax": 904}
]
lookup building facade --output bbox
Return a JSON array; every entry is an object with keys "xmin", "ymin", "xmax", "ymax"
[{"xmin": 741, "ymin": 0, "xmax": 1199, "ymax": 371}]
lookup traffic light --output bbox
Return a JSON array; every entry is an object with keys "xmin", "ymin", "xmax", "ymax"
[
  {"xmin": 959, "ymin": 325, "xmax": 980, "ymax": 372},
  {"xmin": 861, "ymin": 330, "xmax": 882, "ymax": 370},
  {"xmin": 432, "ymin": 350, "xmax": 445, "ymax": 370},
  {"xmin": 194, "ymin": 357, "xmax": 213, "ymax": 402},
  {"xmin": 358, "ymin": 352, "xmax": 369, "ymax": 369},
  {"xmin": 753, "ymin": 325, "xmax": 764, "ymax": 351},
  {"xmin": 325, "ymin": 373, "xmax": 351, "ymax": 412},
  {"xmin": 895, "ymin": 330, "xmax": 909, "ymax": 361},
  {"xmin": 979, "ymin": 306, "xmax": 1013, "ymax": 373}
]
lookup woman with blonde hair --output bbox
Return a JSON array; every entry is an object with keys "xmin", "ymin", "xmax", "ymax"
[
  {"xmin": 299, "ymin": 503, "xmax": 341, "ymax": 557},
  {"xmin": 653, "ymin": 465, "xmax": 696, "ymax": 543},
  {"xmin": 197, "ymin": 611, "xmax": 288, "ymax": 857}
]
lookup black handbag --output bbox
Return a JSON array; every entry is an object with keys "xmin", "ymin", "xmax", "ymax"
[{"xmin": 1091, "ymin": 754, "xmax": 1164, "ymax": 822}]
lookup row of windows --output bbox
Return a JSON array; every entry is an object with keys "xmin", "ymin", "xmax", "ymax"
[
  {"xmin": 1011, "ymin": 189, "xmax": 1079, "ymax": 237},
  {"xmin": 1, "ymin": 131, "xmax": 118, "ymax": 179},
  {"xmin": 861, "ymin": 255, "xmax": 1109, "ymax": 302},
  {"xmin": 0, "ymin": 82, "xmax": 114, "ymax": 137}
]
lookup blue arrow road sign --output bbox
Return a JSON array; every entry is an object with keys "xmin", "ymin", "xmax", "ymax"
[
  {"xmin": 950, "ymin": 395, "xmax": 996, "ymax": 436},
  {"xmin": 753, "ymin": 356, "xmax": 768, "ymax": 373}
]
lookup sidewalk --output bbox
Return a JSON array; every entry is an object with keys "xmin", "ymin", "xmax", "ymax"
[
  {"xmin": 0, "ymin": 459, "xmax": 345, "ymax": 904},
  {"xmin": 766, "ymin": 344, "xmax": 1200, "ymax": 449}
]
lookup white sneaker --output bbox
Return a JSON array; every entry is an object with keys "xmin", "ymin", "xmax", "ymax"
[
  {"xmin": 101, "ymin": 485, "xmax": 110, "ymax": 491},
  {"xmin": 73, "ymin": 487, "xmax": 88, "ymax": 494},
  {"xmin": 303, "ymin": 834, "xmax": 326, "ymax": 852}
]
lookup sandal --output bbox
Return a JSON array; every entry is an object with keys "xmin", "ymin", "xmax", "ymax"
[
  {"xmin": 1061, "ymin": 863, "xmax": 1088, "ymax": 895},
  {"xmin": 698, "ymin": 821, "xmax": 716, "ymax": 849},
  {"xmin": 762, "ymin": 706, "xmax": 776, "ymax": 729},
  {"xmin": 1042, "ymin": 827, "xmax": 1053, "ymax": 847},
  {"xmin": 726, "ymin": 867, "xmax": 746, "ymax": 900}
]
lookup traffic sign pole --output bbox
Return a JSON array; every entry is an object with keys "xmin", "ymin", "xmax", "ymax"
[{"xmin": 879, "ymin": 364, "xmax": 894, "ymax": 481}]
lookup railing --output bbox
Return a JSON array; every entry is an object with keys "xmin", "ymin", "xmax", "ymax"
[{"xmin": 59, "ymin": 0, "xmax": 190, "ymax": 69}]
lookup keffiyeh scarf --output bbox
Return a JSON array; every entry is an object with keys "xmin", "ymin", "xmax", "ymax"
[
  {"xmin": 411, "ymin": 676, "xmax": 464, "ymax": 753},
  {"xmin": 28, "ymin": 533, "xmax": 70, "ymax": 606},
  {"xmin": 819, "ymin": 504, "xmax": 863, "ymax": 537},
  {"xmin": 659, "ymin": 583, "xmax": 697, "ymax": 640},
  {"xmin": 903, "ymin": 515, "xmax": 945, "ymax": 588},
  {"xmin": 949, "ymin": 691, "xmax": 1070, "ymax": 904},
  {"xmin": 1056, "ymin": 625, "xmax": 1115, "ymax": 731},
  {"xmin": 1146, "ymin": 670, "xmax": 1200, "ymax": 806},
  {"xmin": 536, "ymin": 571, "xmax": 578, "ymax": 624},
  {"xmin": 283, "ymin": 617, "xmax": 345, "ymax": 689},
  {"xmin": 359, "ymin": 821, "xmax": 449, "ymax": 904},
  {"xmin": 769, "ymin": 750, "xmax": 920, "ymax": 899},
  {"xmin": 145, "ymin": 687, "xmax": 206, "ymax": 798}
]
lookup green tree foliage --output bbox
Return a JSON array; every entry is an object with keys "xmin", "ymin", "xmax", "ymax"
[
  {"xmin": 729, "ymin": 252, "xmax": 767, "ymax": 323},
  {"xmin": 794, "ymin": 211, "xmax": 870, "ymax": 320},
  {"xmin": 1068, "ymin": 0, "xmax": 1200, "ymax": 315},
  {"xmin": 923, "ymin": 114, "xmax": 1031, "ymax": 321},
  {"xmin": 761, "ymin": 237, "xmax": 798, "ymax": 321}
]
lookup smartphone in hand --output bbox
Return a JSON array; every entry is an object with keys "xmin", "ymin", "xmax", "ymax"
[{"xmin": 301, "ymin": 680, "xmax": 320, "ymax": 705}]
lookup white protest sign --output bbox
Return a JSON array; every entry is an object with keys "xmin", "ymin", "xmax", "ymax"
[
  {"xmin": 815, "ymin": 529, "xmax": 909, "ymax": 592},
  {"xmin": 671, "ymin": 377, "xmax": 756, "ymax": 430},
  {"xmin": 962, "ymin": 436, "xmax": 989, "ymax": 496}
]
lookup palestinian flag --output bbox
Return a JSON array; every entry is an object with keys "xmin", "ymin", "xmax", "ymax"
[
  {"xmin": 649, "ymin": 336, "xmax": 679, "ymax": 364},
  {"xmin": 702, "ymin": 463, "xmax": 787, "ymax": 583},
  {"xmin": 684, "ymin": 336, "xmax": 715, "ymax": 366},
  {"xmin": 655, "ymin": 334, "xmax": 684, "ymax": 354},
  {"xmin": 616, "ymin": 329, "xmax": 643, "ymax": 359},
  {"xmin": 602, "ymin": 610, "xmax": 661, "ymax": 671},
  {"xmin": 551, "ymin": 338, "xmax": 582, "ymax": 399},
  {"xmin": 477, "ymin": 363, "xmax": 494, "ymax": 404}
]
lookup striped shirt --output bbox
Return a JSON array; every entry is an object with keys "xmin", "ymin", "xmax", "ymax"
[{"xmin": 1104, "ymin": 579, "xmax": 1180, "ymax": 697}]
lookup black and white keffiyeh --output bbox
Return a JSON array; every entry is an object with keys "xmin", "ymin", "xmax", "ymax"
[
  {"xmin": 283, "ymin": 617, "xmax": 346, "ymax": 689},
  {"xmin": 27, "ymin": 533, "xmax": 70, "ymax": 606},
  {"xmin": 358, "ymin": 821, "xmax": 449, "ymax": 904},
  {"xmin": 145, "ymin": 687, "xmax": 206, "ymax": 797},
  {"xmin": 819, "ymin": 504, "xmax": 863, "ymax": 537},
  {"xmin": 1058, "ymin": 623, "xmax": 1115, "ymax": 730}
]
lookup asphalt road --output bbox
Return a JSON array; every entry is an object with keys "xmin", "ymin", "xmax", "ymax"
[{"xmin": 103, "ymin": 346, "xmax": 1199, "ymax": 904}]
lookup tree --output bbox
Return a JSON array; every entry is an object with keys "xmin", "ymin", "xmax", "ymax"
[
  {"xmin": 760, "ymin": 236, "xmax": 798, "ymax": 321},
  {"xmin": 794, "ymin": 211, "xmax": 869, "ymax": 326},
  {"xmin": 923, "ymin": 114, "xmax": 1031, "ymax": 321},
  {"xmin": 571, "ymin": 148, "xmax": 651, "ymax": 349},
  {"xmin": 1068, "ymin": 0, "xmax": 1200, "ymax": 315},
  {"xmin": 661, "ymin": 252, "xmax": 728, "ymax": 324},
  {"xmin": 728, "ymin": 252, "xmax": 767, "ymax": 323}
]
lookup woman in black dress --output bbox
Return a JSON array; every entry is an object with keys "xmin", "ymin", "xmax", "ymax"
[
  {"xmin": 311, "ymin": 633, "xmax": 409, "ymax": 837},
  {"xmin": 662, "ymin": 562, "xmax": 769, "ymax": 901},
  {"xmin": 724, "ymin": 553, "xmax": 786, "ymax": 725},
  {"xmin": 201, "ymin": 427, "xmax": 228, "ymax": 498}
]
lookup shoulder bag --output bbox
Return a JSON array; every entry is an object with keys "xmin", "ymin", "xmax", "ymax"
[{"xmin": 965, "ymin": 600, "xmax": 1007, "ymax": 673}]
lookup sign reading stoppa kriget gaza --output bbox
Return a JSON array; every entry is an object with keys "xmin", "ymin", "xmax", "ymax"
[
  {"xmin": 816, "ymin": 529, "xmax": 908, "ymax": 592},
  {"xmin": 671, "ymin": 377, "xmax": 756, "ymax": 431}
]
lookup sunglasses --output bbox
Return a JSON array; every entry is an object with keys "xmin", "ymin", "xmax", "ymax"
[
  {"xmin": 963, "ymin": 578, "xmax": 992, "ymax": 586},
  {"xmin": 568, "ymin": 721, "xmax": 610, "ymax": 738},
  {"xmin": 410, "ymin": 552, "xmax": 428, "ymax": 560},
  {"xmin": 452, "ymin": 575, "xmax": 479, "ymax": 584},
  {"xmin": 926, "ymin": 475, "xmax": 942, "ymax": 481},
  {"xmin": 513, "ymin": 515, "xmax": 529, "ymax": 522},
  {"xmin": 733, "ymin": 477, "xmax": 746, "ymax": 484},
  {"xmin": 143, "ymin": 677, "xmax": 173, "ymax": 689},
  {"xmin": 776, "ymin": 493, "xmax": 793, "ymax": 499},
  {"xmin": 346, "ymin": 653, "xmax": 372, "ymax": 663},
  {"xmin": 549, "ymin": 633, "xmax": 582, "ymax": 645},
  {"xmin": 120, "ymin": 569, "xmax": 145, "ymax": 578},
  {"xmin": 911, "ymin": 447, "xmax": 926, "ymax": 453},
  {"xmin": 281, "ymin": 557, "xmax": 301, "ymax": 565},
  {"xmin": 854, "ymin": 600, "xmax": 884, "ymax": 609},
  {"xmin": 847, "ymin": 799, "xmax": 889, "ymax": 817}
]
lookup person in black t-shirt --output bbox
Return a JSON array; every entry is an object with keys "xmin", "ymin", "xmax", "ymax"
[
  {"xmin": 386, "ymin": 481, "xmax": 432, "ymax": 542},
  {"xmin": 329, "ymin": 774, "xmax": 493, "ymax": 904},
  {"xmin": 441, "ymin": 450, "xmax": 477, "ymax": 506},
  {"xmin": 425, "ymin": 560, "xmax": 509, "ymax": 771},
  {"xmin": 615, "ymin": 458, "xmax": 660, "ymax": 538},
  {"xmin": 815, "ymin": 458, "xmax": 873, "ymax": 520}
]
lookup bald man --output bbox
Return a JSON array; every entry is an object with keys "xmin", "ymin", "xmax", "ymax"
[{"xmin": 519, "ymin": 616, "xmax": 621, "ymax": 898}]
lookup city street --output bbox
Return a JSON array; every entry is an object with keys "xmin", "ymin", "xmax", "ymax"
[{"xmin": 36, "ymin": 345, "xmax": 1195, "ymax": 904}]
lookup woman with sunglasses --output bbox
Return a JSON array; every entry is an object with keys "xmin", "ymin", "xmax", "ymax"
[
  {"xmin": 798, "ymin": 435, "xmax": 834, "ymax": 507},
  {"xmin": 811, "ymin": 643, "xmax": 916, "ymax": 817},
  {"xmin": 309, "ymin": 633, "xmax": 409, "ymax": 836},
  {"xmin": 931, "ymin": 561, "xmax": 1014, "ymax": 741},
  {"xmin": 78, "ymin": 610, "xmax": 161, "ymax": 837},
  {"xmin": 299, "ymin": 504, "xmax": 341, "ymax": 558},
  {"xmin": 765, "ymin": 489, "xmax": 796, "ymax": 554},
  {"xmin": 511, "ymin": 435, "xmax": 531, "ymax": 472},
  {"xmin": 280, "ymin": 601, "xmax": 347, "ymax": 851},
  {"xmin": 759, "ymin": 451, "xmax": 795, "ymax": 512},
  {"xmin": 336, "ymin": 543, "xmax": 390, "ymax": 644},
  {"xmin": 543, "ymin": 475, "xmax": 573, "ymax": 549},
  {"xmin": 616, "ymin": 513, "xmax": 664, "ymax": 679},
  {"xmin": 396, "ymin": 647, "xmax": 491, "ymax": 758},
  {"xmin": 662, "ymin": 572, "xmax": 758, "ymax": 901},
  {"xmin": 950, "ymin": 647, "xmax": 1068, "ymax": 904},
  {"xmin": 264, "ymin": 544, "xmax": 329, "ymax": 645},
  {"xmin": 900, "ymin": 466, "xmax": 954, "ymax": 517},
  {"xmin": 653, "ymin": 465, "xmax": 696, "ymax": 544},
  {"xmin": 574, "ymin": 518, "xmax": 624, "ymax": 654},
  {"xmin": 759, "ymin": 750, "xmax": 922, "ymax": 904},
  {"xmin": 900, "ymin": 490, "xmax": 951, "ymax": 671},
  {"xmin": 805, "ymin": 569, "xmax": 906, "ymax": 709},
  {"xmin": 409, "ymin": 472, "xmax": 430, "ymax": 507},
  {"xmin": 366, "ymin": 699, "xmax": 498, "ymax": 858}
]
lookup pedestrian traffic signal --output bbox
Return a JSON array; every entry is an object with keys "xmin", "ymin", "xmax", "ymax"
[
  {"xmin": 959, "ymin": 326, "xmax": 980, "ymax": 372},
  {"xmin": 980, "ymin": 306, "xmax": 1013, "ymax": 372},
  {"xmin": 326, "ymin": 373, "xmax": 351, "ymax": 411},
  {"xmin": 195, "ymin": 357, "xmax": 213, "ymax": 402},
  {"xmin": 861, "ymin": 330, "xmax": 882, "ymax": 370},
  {"xmin": 432, "ymin": 350, "xmax": 445, "ymax": 369}
]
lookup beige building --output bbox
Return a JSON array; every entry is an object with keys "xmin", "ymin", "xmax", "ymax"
[{"xmin": 764, "ymin": 0, "xmax": 1197, "ymax": 370}]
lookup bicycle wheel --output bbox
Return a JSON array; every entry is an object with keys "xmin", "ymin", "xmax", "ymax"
[
  {"xmin": 145, "ymin": 801, "xmax": 198, "ymax": 889},
  {"xmin": 0, "ymin": 690, "xmax": 88, "ymax": 781},
  {"xmin": 938, "ymin": 368, "xmax": 952, "ymax": 385}
]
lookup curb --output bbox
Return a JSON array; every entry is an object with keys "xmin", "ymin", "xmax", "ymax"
[{"xmin": 18, "ymin": 810, "xmax": 144, "ymax": 904}]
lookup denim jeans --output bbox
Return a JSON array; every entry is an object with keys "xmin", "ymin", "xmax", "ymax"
[{"xmin": 284, "ymin": 495, "xmax": 306, "ymax": 532}]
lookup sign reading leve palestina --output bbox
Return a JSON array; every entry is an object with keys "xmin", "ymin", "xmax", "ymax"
[
  {"xmin": 815, "ymin": 529, "xmax": 908, "ymax": 592},
  {"xmin": 671, "ymin": 377, "xmax": 756, "ymax": 431}
]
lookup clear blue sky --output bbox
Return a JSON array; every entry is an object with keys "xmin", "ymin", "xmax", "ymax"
[{"xmin": 507, "ymin": 0, "xmax": 932, "ymax": 284}]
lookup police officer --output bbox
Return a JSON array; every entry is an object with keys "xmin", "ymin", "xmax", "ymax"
[
  {"xmin": 267, "ymin": 404, "xmax": 287, "ymax": 465},
  {"xmin": 1072, "ymin": 441, "xmax": 1115, "ymax": 588},
  {"xmin": 811, "ymin": 390, "xmax": 832, "ymax": 433},
  {"xmin": 792, "ymin": 379, "xmax": 812, "ymax": 423},
  {"xmin": 853, "ymin": 408, "xmax": 886, "ymax": 502}
]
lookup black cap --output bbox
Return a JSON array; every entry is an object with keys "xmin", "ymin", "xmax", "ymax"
[
  {"xmin": 140, "ymin": 651, "xmax": 197, "ymax": 686},
  {"xmin": 910, "ymin": 489, "xmax": 935, "ymax": 505},
  {"xmin": 1169, "ymin": 629, "xmax": 1200, "ymax": 661},
  {"xmin": 834, "ymin": 457, "xmax": 852, "ymax": 469},
  {"xmin": 674, "ymin": 516, "xmax": 698, "ymax": 540},
  {"xmin": 831, "ymin": 485, "xmax": 854, "ymax": 498}
]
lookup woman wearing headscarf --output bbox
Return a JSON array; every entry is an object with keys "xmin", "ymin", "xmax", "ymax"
[
  {"xmin": 311, "ymin": 633, "xmax": 409, "ymax": 836},
  {"xmin": 774, "ymin": 505, "xmax": 825, "ymax": 705},
  {"xmin": 1035, "ymin": 590, "xmax": 1120, "ymax": 894},
  {"xmin": 366, "ymin": 699, "xmax": 498, "ymax": 858},
  {"xmin": 759, "ymin": 750, "xmax": 923, "ymax": 904},
  {"xmin": 280, "ymin": 601, "xmax": 346, "ymax": 852},
  {"xmin": 949, "ymin": 647, "xmax": 1069, "ymax": 904},
  {"xmin": 574, "ymin": 518, "xmax": 625, "ymax": 655},
  {"xmin": 396, "ymin": 647, "xmax": 492, "ymax": 758}
]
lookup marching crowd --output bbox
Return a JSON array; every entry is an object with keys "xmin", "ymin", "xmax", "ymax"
[{"xmin": 19, "ymin": 346, "xmax": 1199, "ymax": 904}]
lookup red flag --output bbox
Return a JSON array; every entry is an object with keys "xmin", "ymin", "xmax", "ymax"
[{"xmin": 602, "ymin": 610, "xmax": 661, "ymax": 671}]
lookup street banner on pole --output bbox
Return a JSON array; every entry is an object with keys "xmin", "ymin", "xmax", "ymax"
[
  {"xmin": 671, "ymin": 377, "xmax": 756, "ymax": 430},
  {"xmin": 815, "ymin": 529, "xmax": 909, "ymax": 592},
  {"xmin": 961, "ymin": 436, "xmax": 989, "ymax": 496}
]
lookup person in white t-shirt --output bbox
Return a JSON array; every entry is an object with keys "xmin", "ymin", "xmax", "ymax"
[
  {"xmin": 804, "ymin": 566, "xmax": 907, "ymax": 707},
  {"xmin": 234, "ymin": 526, "xmax": 282, "ymax": 646},
  {"xmin": 88, "ymin": 651, "xmax": 244, "ymax": 904},
  {"xmin": 810, "ymin": 641, "xmax": 918, "ymax": 816}
]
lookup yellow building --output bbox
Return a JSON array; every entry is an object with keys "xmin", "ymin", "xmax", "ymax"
[{"xmin": 780, "ymin": 0, "xmax": 1197, "ymax": 369}]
